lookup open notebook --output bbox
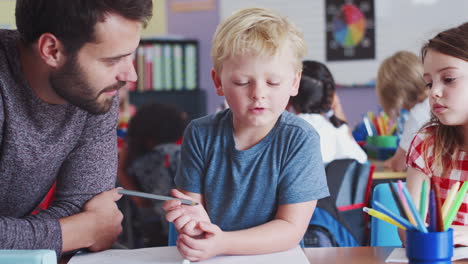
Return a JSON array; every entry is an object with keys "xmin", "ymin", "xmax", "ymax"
[{"xmin": 68, "ymin": 246, "xmax": 309, "ymax": 264}]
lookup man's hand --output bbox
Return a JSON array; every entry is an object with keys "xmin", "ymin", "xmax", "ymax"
[{"xmin": 84, "ymin": 188, "xmax": 123, "ymax": 251}]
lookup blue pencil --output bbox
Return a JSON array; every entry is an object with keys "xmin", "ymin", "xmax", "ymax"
[
  {"xmin": 402, "ymin": 186, "xmax": 429, "ymax": 233},
  {"xmin": 428, "ymin": 190, "xmax": 437, "ymax": 232},
  {"xmin": 372, "ymin": 201, "xmax": 417, "ymax": 231}
]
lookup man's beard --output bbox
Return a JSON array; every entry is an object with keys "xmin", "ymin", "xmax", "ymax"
[{"xmin": 50, "ymin": 56, "xmax": 125, "ymax": 115}]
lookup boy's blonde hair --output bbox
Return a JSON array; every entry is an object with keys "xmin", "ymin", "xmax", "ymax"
[
  {"xmin": 376, "ymin": 51, "xmax": 426, "ymax": 118},
  {"xmin": 211, "ymin": 7, "xmax": 307, "ymax": 73}
]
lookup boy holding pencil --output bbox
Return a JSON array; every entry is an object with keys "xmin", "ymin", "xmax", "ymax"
[{"xmin": 163, "ymin": 7, "xmax": 329, "ymax": 261}]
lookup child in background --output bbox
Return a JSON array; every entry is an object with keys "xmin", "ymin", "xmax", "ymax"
[
  {"xmin": 404, "ymin": 22, "xmax": 468, "ymax": 245},
  {"xmin": 289, "ymin": 60, "xmax": 367, "ymax": 164},
  {"xmin": 163, "ymin": 7, "xmax": 329, "ymax": 261},
  {"xmin": 375, "ymin": 51, "xmax": 430, "ymax": 171},
  {"xmin": 117, "ymin": 87, "xmax": 136, "ymax": 150},
  {"xmin": 117, "ymin": 103, "xmax": 187, "ymax": 246}
]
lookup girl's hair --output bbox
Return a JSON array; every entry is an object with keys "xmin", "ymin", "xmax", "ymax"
[
  {"xmin": 126, "ymin": 103, "xmax": 187, "ymax": 164},
  {"xmin": 290, "ymin": 60, "xmax": 346, "ymax": 128},
  {"xmin": 376, "ymin": 51, "xmax": 426, "ymax": 119},
  {"xmin": 211, "ymin": 7, "xmax": 307, "ymax": 73},
  {"xmin": 419, "ymin": 22, "xmax": 468, "ymax": 176}
]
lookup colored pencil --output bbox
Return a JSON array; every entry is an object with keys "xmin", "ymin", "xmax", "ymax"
[
  {"xmin": 402, "ymin": 186, "xmax": 428, "ymax": 233},
  {"xmin": 372, "ymin": 201, "xmax": 416, "ymax": 230},
  {"xmin": 431, "ymin": 181, "xmax": 444, "ymax": 232},
  {"xmin": 442, "ymin": 182, "xmax": 460, "ymax": 220},
  {"xmin": 398, "ymin": 181, "xmax": 417, "ymax": 226},
  {"xmin": 444, "ymin": 181, "xmax": 468, "ymax": 230},
  {"xmin": 419, "ymin": 180, "xmax": 428, "ymax": 221},
  {"xmin": 363, "ymin": 207, "xmax": 405, "ymax": 230},
  {"xmin": 389, "ymin": 182, "xmax": 408, "ymax": 220}
]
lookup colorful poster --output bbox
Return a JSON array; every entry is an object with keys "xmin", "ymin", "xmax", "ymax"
[{"xmin": 325, "ymin": 0, "xmax": 375, "ymax": 61}]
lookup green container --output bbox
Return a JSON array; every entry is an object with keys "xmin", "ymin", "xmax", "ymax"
[
  {"xmin": 365, "ymin": 136, "xmax": 398, "ymax": 160},
  {"xmin": 366, "ymin": 136, "xmax": 398, "ymax": 148}
]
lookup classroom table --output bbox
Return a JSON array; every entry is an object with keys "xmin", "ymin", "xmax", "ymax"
[
  {"xmin": 303, "ymin": 247, "xmax": 468, "ymax": 264},
  {"xmin": 60, "ymin": 247, "xmax": 468, "ymax": 264},
  {"xmin": 371, "ymin": 160, "xmax": 406, "ymax": 180}
]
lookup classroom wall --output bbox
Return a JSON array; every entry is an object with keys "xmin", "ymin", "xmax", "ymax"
[
  {"xmin": 220, "ymin": 0, "xmax": 468, "ymax": 126},
  {"xmin": 0, "ymin": 0, "xmax": 167, "ymax": 35},
  {"xmin": 166, "ymin": 0, "xmax": 222, "ymax": 114}
]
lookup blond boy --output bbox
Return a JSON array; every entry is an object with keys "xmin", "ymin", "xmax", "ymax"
[
  {"xmin": 376, "ymin": 51, "xmax": 430, "ymax": 171},
  {"xmin": 163, "ymin": 7, "xmax": 329, "ymax": 261}
]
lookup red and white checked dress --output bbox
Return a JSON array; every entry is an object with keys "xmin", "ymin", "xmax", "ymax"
[{"xmin": 407, "ymin": 128, "xmax": 468, "ymax": 225}]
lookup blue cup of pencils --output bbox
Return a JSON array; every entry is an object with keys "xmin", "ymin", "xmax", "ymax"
[{"xmin": 406, "ymin": 228, "xmax": 453, "ymax": 264}]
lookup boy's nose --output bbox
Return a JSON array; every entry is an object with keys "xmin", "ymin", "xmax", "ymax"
[{"xmin": 251, "ymin": 83, "xmax": 266, "ymax": 100}]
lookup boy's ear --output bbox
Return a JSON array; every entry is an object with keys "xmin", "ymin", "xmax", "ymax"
[
  {"xmin": 290, "ymin": 70, "xmax": 302, "ymax": 96},
  {"xmin": 37, "ymin": 33, "xmax": 66, "ymax": 68},
  {"xmin": 211, "ymin": 68, "xmax": 224, "ymax": 96}
]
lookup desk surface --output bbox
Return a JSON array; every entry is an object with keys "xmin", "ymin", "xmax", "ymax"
[
  {"xmin": 303, "ymin": 247, "xmax": 468, "ymax": 264},
  {"xmin": 61, "ymin": 247, "xmax": 468, "ymax": 264},
  {"xmin": 371, "ymin": 160, "xmax": 406, "ymax": 180}
]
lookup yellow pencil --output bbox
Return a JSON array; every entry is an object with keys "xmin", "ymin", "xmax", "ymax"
[
  {"xmin": 363, "ymin": 207, "xmax": 406, "ymax": 230},
  {"xmin": 442, "ymin": 182, "xmax": 460, "ymax": 220}
]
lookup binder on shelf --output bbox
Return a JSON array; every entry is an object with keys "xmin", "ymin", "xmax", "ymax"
[
  {"xmin": 152, "ymin": 44, "xmax": 164, "ymax": 91},
  {"xmin": 136, "ymin": 47, "xmax": 145, "ymax": 92},
  {"xmin": 143, "ymin": 44, "xmax": 153, "ymax": 91},
  {"xmin": 184, "ymin": 43, "xmax": 197, "ymax": 90},
  {"xmin": 135, "ymin": 39, "xmax": 199, "ymax": 91},
  {"xmin": 173, "ymin": 44, "xmax": 184, "ymax": 91},
  {"xmin": 162, "ymin": 43, "xmax": 173, "ymax": 91}
]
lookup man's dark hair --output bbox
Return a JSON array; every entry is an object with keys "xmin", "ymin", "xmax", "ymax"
[{"xmin": 15, "ymin": 0, "xmax": 153, "ymax": 54}]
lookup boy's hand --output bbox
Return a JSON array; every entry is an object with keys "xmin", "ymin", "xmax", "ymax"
[
  {"xmin": 163, "ymin": 189, "xmax": 210, "ymax": 236},
  {"xmin": 177, "ymin": 222, "xmax": 226, "ymax": 261}
]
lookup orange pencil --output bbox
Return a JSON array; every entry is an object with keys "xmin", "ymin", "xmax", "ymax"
[{"xmin": 431, "ymin": 180, "xmax": 444, "ymax": 232}]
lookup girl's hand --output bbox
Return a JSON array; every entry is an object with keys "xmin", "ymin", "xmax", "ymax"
[{"xmin": 176, "ymin": 222, "xmax": 226, "ymax": 261}]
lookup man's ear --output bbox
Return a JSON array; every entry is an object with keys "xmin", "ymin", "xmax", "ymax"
[
  {"xmin": 211, "ymin": 68, "xmax": 224, "ymax": 96},
  {"xmin": 37, "ymin": 33, "xmax": 66, "ymax": 68},
  {"xmin": 290, "ymin": 70, "xmax": 302, "ymax": 96}
]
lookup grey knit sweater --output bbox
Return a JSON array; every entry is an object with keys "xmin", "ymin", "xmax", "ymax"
[{"xmin": 0, "ymin": 30, "xmax": 118, "ymax": 255}]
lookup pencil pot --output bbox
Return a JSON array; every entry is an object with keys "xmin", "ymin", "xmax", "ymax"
[
  {"xmin": 365, "ymin": 135, "xmax": 398, "ymax": 160},
  {"xmin": 406, "ymin": 228, "xmax": 453, "ymax": 264}
]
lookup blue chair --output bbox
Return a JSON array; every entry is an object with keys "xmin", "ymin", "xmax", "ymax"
[{"xmin": 370, "ymin": 183, "xmax": 403, "ymax": 246}]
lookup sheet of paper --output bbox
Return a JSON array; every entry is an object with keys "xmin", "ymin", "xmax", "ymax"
[
  {"xmin": 68, "ymin": 246, "xmax": 309, "ymax": 264},
  {"xmin": 386, "ymin": 247, "xmax": 468, "ymax": 263}
]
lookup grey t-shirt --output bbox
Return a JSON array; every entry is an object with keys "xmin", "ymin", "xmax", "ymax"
[
  {"xmin": 175, "ymin": 109, "xmax": 329, "ymax": 231},
  {"xmin": 0, "ymin": 30, "xmax": 118, "ymax": 255}
]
